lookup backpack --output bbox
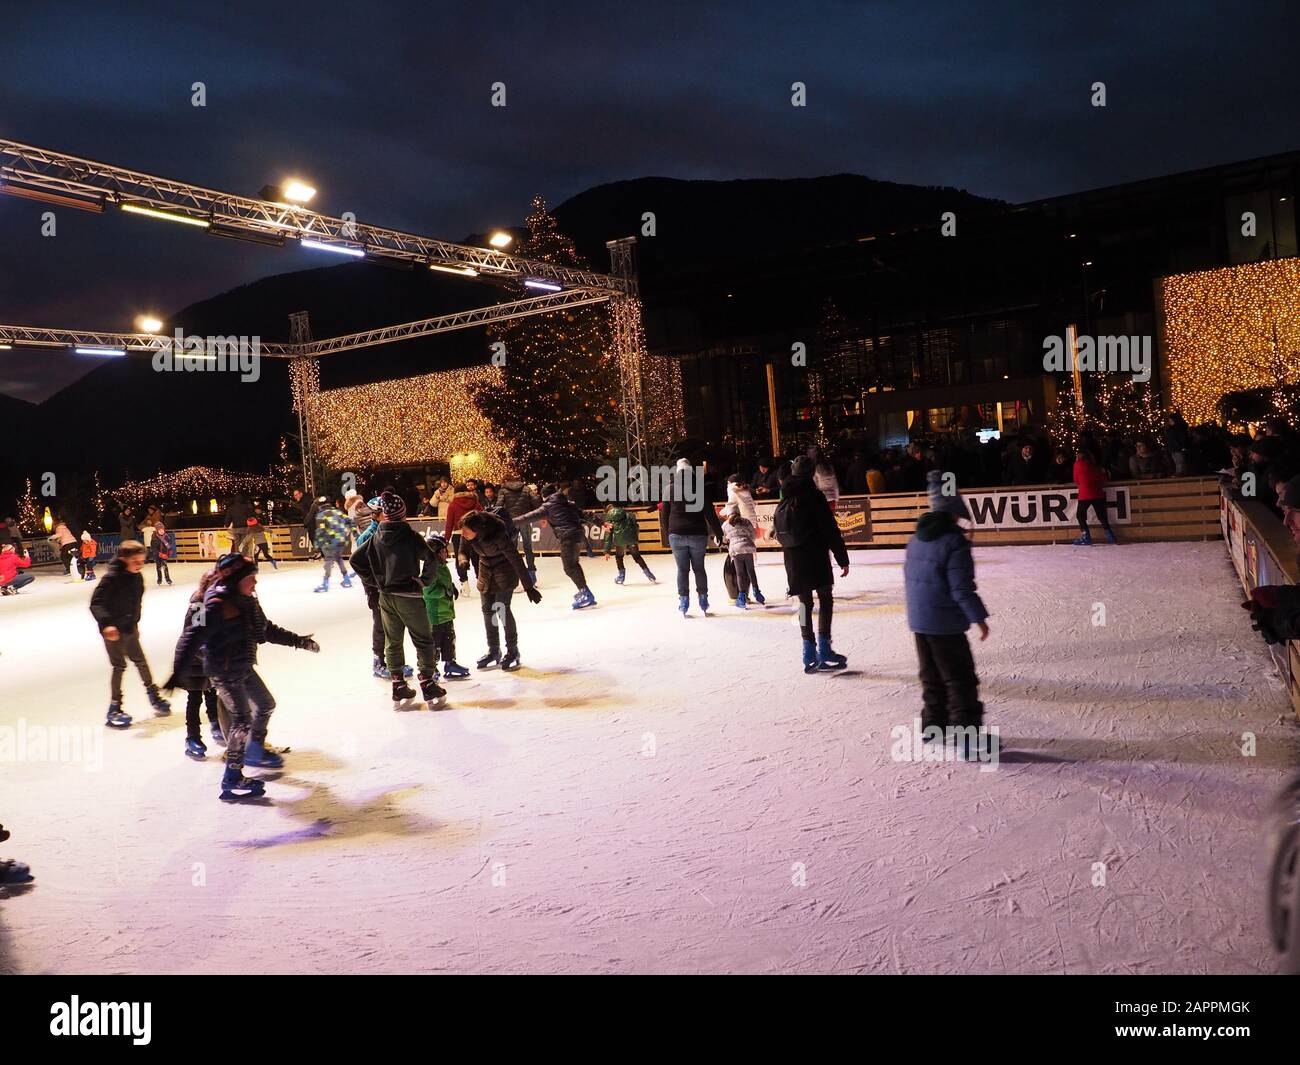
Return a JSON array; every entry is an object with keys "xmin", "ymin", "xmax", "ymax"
[{"xmin": 773, "ymin": 496, "xmax": 804, "ymax": 548}]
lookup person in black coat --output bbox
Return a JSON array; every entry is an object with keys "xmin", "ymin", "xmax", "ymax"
[
  {"xmin": 776, "ymin": 458, "xmax": 850, "ymax": 672},
  {"xmin": 497, "ymin": 471, "xmax": 542, "ymax": 579},
  {"xmin": 173, "ymin": 566, "xmax": 225, "ymax": 759},
  {"xmin": 89, "ymin": 540, "xmax": 169, "ymax": 727},
  {"xmin": 460, "ymin": 510, "xmax": 542, "ymax": 671},
  {"xmin": 518, "ymin": 482, "xmax": 596, "ymax": 607}
]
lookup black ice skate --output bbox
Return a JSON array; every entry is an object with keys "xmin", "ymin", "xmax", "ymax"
[
  {"xmin": 219, "ymin": 765, "xmax": 266, "ymax": 802},
  {"xmin": 501, "ymin": 650, "xmax": 521, "ymax": 671},
  {"xmin": 392, "ymin": 676, "xmax": 417, "ymax": 709},
  {"xmin": 418, "ymin": 673, "xmax": 447, "ymax": 709}
]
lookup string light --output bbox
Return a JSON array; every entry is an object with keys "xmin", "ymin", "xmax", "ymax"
[
  {"xmin": 1162, "ymin": 258, "xmax": 1300, "ymax": 424},
  {"xmin": 108, "ymin": 466, "xmax": 279, "ymax": 507}
]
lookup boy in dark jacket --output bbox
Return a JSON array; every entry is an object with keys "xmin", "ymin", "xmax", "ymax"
[
  {"xmin": 459, "ymin": 510, "xmax": 542, "ymax": 671},
  {"xmin": 349, "ymin": 490, "xmax": 447, "ymax": 707},
  {"xmin": 90, "ymin": 540, "xmax": 169, "ymax": 728},
  {"xmin": 602, "ymin": 504, "xmax": 656, "ymax": 585},
  {"xmin": 775, "ymin": 458, "xmax": 850, "ymax": 670},
  {"xmin": 168, "ymin": 553, "xmax": 319, "ymax": 798},
  {"xmin": 904, "ymin": 472, "xmax": 991, "ymax": 754},
  {"xmin": 421, "ymin": 533, "xmax": 470, "ymax": 679},
  {"xmin": 519, "ymin": 482, "xmax": 596, "ymax": 609}
]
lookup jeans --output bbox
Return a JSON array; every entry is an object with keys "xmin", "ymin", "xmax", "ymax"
[
  {"xmin": 559, "ymin": 538, "xmax": 586, "ymax": 591},
  {"xmin": 102, "ymin": 630, "xmax": 156, "ymax": 703},
  {"xmin": 5, "ymin": 572, "xmax": 34, "ymax": 591},
  {"xmin": 914, "ymin": 632, "xmax": 983, "ymax": 729},
  {"xmin": 322, "ymin": 549, "xmax": 349, "ymax": 580},
  {"xmin": 480, "ymin": 590, "xmax": 518, "ymax": 654},
  {"xmin": 669, "ymin": 534, "xmax": 708, "ymax": 596},
  {"xmin": 212, "ymin": 669, "xmax": 275, "ymax": 767}
]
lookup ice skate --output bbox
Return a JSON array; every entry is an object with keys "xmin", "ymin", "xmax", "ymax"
[
  {"xmin": 391, "ymin": 676, "xmax": 418, "ymax": 708},
  {"xmin": 1072, "ymin": 531, "xmax": 1092, "ymax": 546},
  {"xmin": 572, "ymin": 587, "xmax": 597, "ymax": 609},
  {"xmin": 244, "ymin": 739, "xmax": 284, "ymax": 768},
  {"xmin": 209, "ymin": 721, "xmax": 225, "ymax": 746},
  {"xmin": 185, "ymin": 737, "xmax": 207, "ymax": 760},
  {"xmin": 614, "ymin": 571, "xmax": 625, "ymax": 585},
  {"xmin": 314, "ymin": 579, "xmax": 329, "ymax": 592},
  {"xmin": 372, "ymin": 655, "xmax": 389, "ymax": 679},
  {"xmin": 752, "ymin": 589, "xmax": 765, "ymax": 605},
  {"xmin": 698, "ymin": 593, "xmax": 709, "ymax": 614},
  {"xmin": 219, "ymin": 765, "xmax": 266, "ymax": 801},
  {"xmin": 735, "ymin": 593, "xmax": 747, "ymax": 609},
  {"xmin": 641, "ymin": 567, "xmax": 657, "ymax": 583},
  {"xmin": 0, "ymin": 859, "xmax": 34, "ymax": 888},
  {"xmin": 105, "ymin": 702, "xmax": 132, "ymax": 729},
  {"xmin": 147, "ymin": 688, "xmax": 171, "ymax": 716},
  {"xmin": 476, "ymin": 651, "xmax": 500, "ymax": 670},
  {"xmin": 1105, "ymin": 529, "xmax": 1118, "ymax": 545},
  {"xmin": 501, "ymin": 649, "xmax": 521, "ymax": 671},
  {"xmin": 442, "ymin": 661, "xmax": 471, "ymax": 679},
  {"xmin": 418, "ymin": 673, "xmax": 447, "ymax": 709},
  {"xmin": 816, "ymin": 634, "xmax": 847, "ymax": 670},
  {"xmin": 678, "ymin": 595, "xmax": 689, "ymax": 616},
  {"xmin": 340, "ymin": 573, "xmax": 353, "ymax": 589}
]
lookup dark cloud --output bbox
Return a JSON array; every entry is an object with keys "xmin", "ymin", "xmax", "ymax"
[{"xmin": 2, "ymin": 0, "xmax": 1298, "ymax": 399}]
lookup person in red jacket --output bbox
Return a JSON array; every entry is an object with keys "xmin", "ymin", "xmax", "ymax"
[
  {"xmin": 442, "ymin": 483, "xmax": 483, "ymax": 592},
  {"xmin": 1073, "ymin": 443, "xmax": 1117, "ymax": 545},
  {"xmin": 0, "ymin": 543, "xmax": 34, "ymax": 594}
]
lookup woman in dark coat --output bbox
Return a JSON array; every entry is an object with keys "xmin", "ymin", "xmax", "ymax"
[
  {"xmin": 776, "ymin": 457, "xmax": 850, "ymax": 673},
  {"xmin": 459, "ymin": 511, "xmax": 542, "ymax": 672}
]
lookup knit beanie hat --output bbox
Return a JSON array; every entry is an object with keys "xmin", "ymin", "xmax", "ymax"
[
  {"xmin": 926, "ymin": 470, "xmax": 970, "ymax": 520},
  {"xmin": 215, "ymin": 552, "xmax": 258, "ymax": 586},
  {"xmin": 377, "ymin": 490, "xmax": 407, "ymax": 520}
]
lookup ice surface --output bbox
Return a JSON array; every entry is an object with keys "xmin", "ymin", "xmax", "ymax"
[{"xmin": 1, "ymin": 542, "xmax": 1296, "ymax": 974}]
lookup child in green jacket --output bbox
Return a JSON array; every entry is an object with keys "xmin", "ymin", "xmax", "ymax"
[
  {"xmin": 421, "ymin": 534, "xmax": 469, "ymax": 679},
  {"xmin": 602, "ymin": 505, "xmax": 657, "ymax": 586}
]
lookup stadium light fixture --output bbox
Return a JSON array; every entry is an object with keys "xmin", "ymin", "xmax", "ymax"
[
  {"xmin": 429, "ymin": 263, "xmax": 478, "ymax": 277},
  {"xmin": 488, "ymin": 230, "xmax": 513, "ymax": 248},
  {"xmin": 524, "ymin": 279, "xmax": 563, "ymax": 292},
  {"xmin": 121, "ymin": 203, "xmax": 211, "ymax": 228},
  {"xmin": 0, "ymin": 178, "xmax": 105, "ymax": 212},
  {"xmin": 75, "ymin": 346, "xmax": 126, "ymax": 356},
  {"xmin": 136, "ymin": 316, "xmax": 163, "ymax": 334},
  {"xmin": 300, "ymin": 238, "xmax": 364, "ymax": 258},
  {"xmin": 282, "ymin": 180, "xmax": 316, "ymax": 204}
]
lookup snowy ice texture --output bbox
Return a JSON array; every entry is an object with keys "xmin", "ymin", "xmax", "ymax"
[{"xmin": 1, "ymin": 542, "xmax": 1296, "ymax": 974}]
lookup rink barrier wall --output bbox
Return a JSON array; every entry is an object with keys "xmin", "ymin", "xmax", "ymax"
[
  {"xmin": 865, "ymin": 475, "xmax": 1222, "ymax": 547},
  {"xmin": 1219, "ymin": 488, "xmax": 1300, "ymax": 720}
]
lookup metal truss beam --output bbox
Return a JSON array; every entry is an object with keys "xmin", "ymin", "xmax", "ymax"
[
  {"xmin": 0, "ymin": 323, "xmax": 297, "ymax": 356},
  {"xmin": 0, "ymin": 139, "xmax": 629, "ymax": 293},
  {"xmin": 299, "ymin": 289, "xmax": 612, "ymax": 356}
]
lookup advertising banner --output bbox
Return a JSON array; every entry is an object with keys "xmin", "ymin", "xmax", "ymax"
[{"xmin": 962, "ymin": 486, "xmax": 1132, "ymax": 530}]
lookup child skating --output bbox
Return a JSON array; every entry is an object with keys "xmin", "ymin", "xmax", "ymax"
[
  {"xmin": 312, "ymin": 497, "xmax": 353, "ymax": 592},
  {"xmin": 722, "ymin": 511, "xmax": 760, "ymax": 608},
  {"xmin": 601, "ymin": 504, "xmax": 656, "ymax": 585},
  {"xmin": 167, "ymin": 553, "xmax": 320, "ymax": 799},
  {"xmin": 89, "ymin": 540, "xmax": 170, "ymax": 728},
  {"xmin": 152, "ymin": 522, "xmax": 174, "ymax": 585},
  {"xmin": 173, "ymin": 565, "xmax": 226, "ymax": 759},
  {"xmin": 904, "ymin": 472, "xmax": 991, "ymax": 758},
  {"xmin": 421, "ymin": 533, "xmax": 470, "ymax": 679}
]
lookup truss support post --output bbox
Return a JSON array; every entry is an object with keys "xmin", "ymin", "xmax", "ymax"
[
  {"xmin": 288, "ymin": 311, "xmax": 319, "ymax": 498},
  {"xmin": 606, "ymin": 237, "xmax": 649, "ymax": 496}
]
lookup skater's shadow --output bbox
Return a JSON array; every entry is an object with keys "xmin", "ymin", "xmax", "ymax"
[
  {"xmin": 989, "ymin": 734, "xmax": 1300, "ymax": 769},
  {"xmin": 230, "ymin": 781, "xmax": 469, "ymax": 851},
  {"xmin": 868, "ymin": 670, "xmax": 1258, "ymax": 706},
  {"xmin": 0, "ymin": 905, "xmax": 19, "ymax": 975},
  {"xmin": 269, "ymin": 749, "xmax": 347, "ymax": 773}
]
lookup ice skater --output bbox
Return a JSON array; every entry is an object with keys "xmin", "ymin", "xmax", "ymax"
[
  {"xmin": 904, "ymin": 472, "xmax": 990, "ymax": 756},
  {"xmin": 497, "ymin": 471, "xmax": 541, "ymax": 584},
  {"xmin": 722, "ymin": 474, "xmax": 764, "ymax": 604},
  {"xmin": 443, "ymin": 482, "xmax": 483, "ymax": 594},
  {"xmin": 152, "ymin": 521, "xmax": 173, "ymax": 585},
  {"xmin": 245, "ymin": 506, "xmax": 279, "ymax": 568},
  {"xmin": 312, "ymin": 497, "xmax": 353, "ymax": 592},
  {"xmin": 167, "ymin": 553, "xmax": 320, "ymax": 799},
  {"xmin": 1073, "ymin": 443, "xmax": 1117, "ymax": 545},
  {"xmin": 349, "ymin": 490, "xmax": 447, "ymax": 708},
  {"xmin": 519, "ymin": 482, "xmax": 596, "ymax": 609},
  {"xmin": 79, "ymin": 531, "xmax": 98, "ymax": 581},
  {"xmin": 774, "ymin": 458, "xmax": 849, "ymax": 672},
  {"xmin": 458, "ymin": 510, "xmax": 542, "ymax": 671},
  {"xmin": 659, "ymin": 457, "xmax": 725, "ymax": 616},
  {"xmin": 722, "ymin": 511, "xmax": 760, "ymax": 608},
  {"xmin": 173, "ymin": 565, "xmax": 225, "ymax": 760},
  {"xmin": 90, "ymin": 540, "xmax": 170, "ymax": 728},
  {"xmin": 421, "ymin": 533, "xmax": 470, "ymax": 679},
  {"xmin": 601, "ymin": 504, "xmax": 656, "ymax": 585}
]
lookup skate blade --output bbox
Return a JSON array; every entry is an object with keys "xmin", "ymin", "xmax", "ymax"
[{"xmin": 219, "ymin": 789, "xmax": 268, "ymax": 802}]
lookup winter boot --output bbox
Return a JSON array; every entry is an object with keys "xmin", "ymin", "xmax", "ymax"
[
  {"xmin": 442, "ymin": 661, "xmax": 471, "ymax": 679},
  {"xmin": 185, "ymin": 738, "xmax": 207, "ymax": 761},
  {"xmin": 678, "ymin": 595, "xmax": 689, "ymax": 616},
  {"xmin": 314, "ymin": 579, "xmax": 329, "ymax": 593},
  {"xmin": 147, "ymin": 688, "xmax": 171, "ymax": 716},
  {"xmin": 501, "ymin": 649, "xmax": 521, "ymax": 672},
  {"xmin": 340, "ymin": 573, "xmax": 353, "ymax": 589},
  {"xmin": 1072, "ymin": 531, "xmax": 1092, "ymax": 546},
  {"xmin": 816, "ymin": 634, "xmax": 847, "ymax": 670},
  {"xmin": 391, "ymin": 676, "xmax": 417, "ymax": 706},
  {"xmin": 1104, "ymin": 528, "xmax": 1118, "ymax": 545},
  {"xmin": 476, "ymin": 651, "xmax": 500, "ymax": 670},
  {"xmin": 698, "ymin": 593, "xmax": 710, "ymax": 614},
  {"xmin": 418, "ymin": 673, "xmax": 447, "ymax": 709},
  {"xmin": 219, "ymin": 764, "xmax": 266, "ymax": 801},
  {"xmin": 105, "ymin": 702, "xmax": 132, "ymax": 729},
  {"xmin": 801, "ymin": 639, "xmax": 819, "ymax": 675},
  {"xmin": 244, "ymin": 739, "xmax": 284, "ymax": 769},
  {"xmin": 641, "ymin": 566, "xmax": 657, "ymax": 583},
  {"xmin": 372, "ymin": 655, "xmax": 388, "ymax": 679},
  {"xmin": 614, "ymin": 571, "xmax": 625, "ymax": 585},
  {"xmin": 735, "ymin": 593, "xmax": 747, "ymax": 609}
]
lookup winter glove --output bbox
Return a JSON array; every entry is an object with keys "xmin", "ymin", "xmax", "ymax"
[
  {"xmin": 298, "ymin": 636, "xmax": 321, "ymax": 653},
  {"xmin": 1243, "ymin": 586, "xmax": 1300, "ymax": 645},
  {"xmin": 160, "ymin": 674, "xmax": 179, "ymax": 694},
  {"xmin": 525, "ymin": 586, "xmax": 543, "ymax": 604}
]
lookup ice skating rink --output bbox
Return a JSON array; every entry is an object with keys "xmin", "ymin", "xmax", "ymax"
[{"xmin": 2, "ymin": 542, "xmax": 1297, "ymax": 974}]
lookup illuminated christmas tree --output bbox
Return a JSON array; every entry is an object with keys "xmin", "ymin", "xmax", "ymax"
[
  {"xmin": 474, "ymin": 196, "xmax": 618, "ymax": 480},
  {"xmin": 16, "ymin": 478, "xmax": 41, "ymax": 535}
]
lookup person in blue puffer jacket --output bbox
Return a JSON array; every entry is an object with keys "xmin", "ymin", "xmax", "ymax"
[{"xmin": 904, "ymin": 471, "xmax": 991, "ymax": 747}]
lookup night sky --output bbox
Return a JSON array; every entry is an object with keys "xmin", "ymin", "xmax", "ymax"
[{"xmin": 2, "ymin": 0, "xmax": 1297, "ymax": 401}]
